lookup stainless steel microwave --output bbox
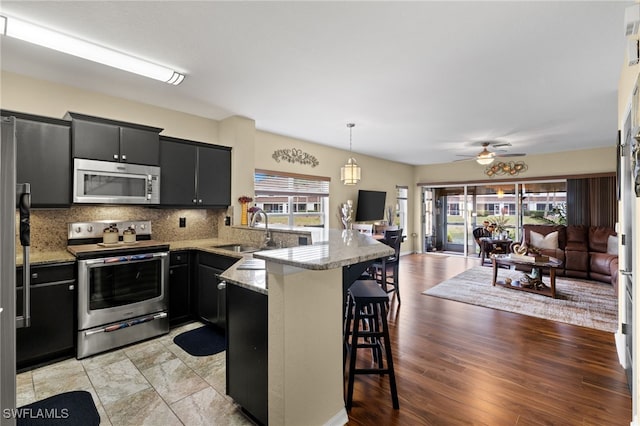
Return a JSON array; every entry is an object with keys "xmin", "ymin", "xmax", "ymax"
[{"xmin": 73, "ymin": 158, "xmax": 160, "ymax": 204}]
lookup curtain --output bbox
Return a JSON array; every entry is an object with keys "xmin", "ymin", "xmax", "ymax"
[{"xmin": 566, "ymin": 176, "xmax": 617, "ymax": 228}]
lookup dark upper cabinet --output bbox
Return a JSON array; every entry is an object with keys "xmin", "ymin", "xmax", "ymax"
[
  {"xmin": 1, "ymin": 110, "xmax": 72, "ymax": 207},
  {"xmin": 66, "ymin": 112, "xmax": 162, "ymax": 166},
  {"xmin": 160, "ymin": 138, "xmax": 197, "ymax": 205},
  {"xmin": 160, "ymin": 136, "xmax": 231, "ymax": 207},
  {"xmin": 198, "ymin": 144, "xmax": 231, "ymax": 206}
]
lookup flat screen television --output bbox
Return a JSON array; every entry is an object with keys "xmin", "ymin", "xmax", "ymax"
[{"xmin": 355, "ymin": 190, "xmax": 386, "ymax": 222}]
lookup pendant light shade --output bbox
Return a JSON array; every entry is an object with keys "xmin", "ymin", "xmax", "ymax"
[
  {"xmin": 475, "ymin": 147, "xmax": 495, "ymax": 165},
  {"xmin": 341, "ymin": 157, "xmax": 361, "ymax": 185},
  {"xmin": 341, "ymin": 123, "xmax": 361, "ymax": 185}
]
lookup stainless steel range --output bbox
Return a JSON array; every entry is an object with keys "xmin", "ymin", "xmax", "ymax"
[{"xmin": 67, "ymin": 220, "xmax": 169, "ymax": 359}]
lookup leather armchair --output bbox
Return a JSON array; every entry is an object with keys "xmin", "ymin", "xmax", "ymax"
[
  {"xmin": 564, "ymin": 225, "xmax": 589, "ymax": 279},
  {"xmin": 587, "ymin": 226, "xmax": 617, "ymax": 286}
]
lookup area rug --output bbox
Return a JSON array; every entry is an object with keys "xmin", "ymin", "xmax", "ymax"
[
  {"xmin": 423, "ymin": 266, "xmax": 617, "ymax": 332},
  {"xmin": 17, "ymin": 391, "xmax": 100, "ymax": 426},
  {"xmin": 173, "ymin": 324, "xmax": 226, "ymax": 356}
]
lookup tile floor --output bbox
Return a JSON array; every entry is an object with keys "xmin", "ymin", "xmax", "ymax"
[{"xmin": 16, "ymin": 322, "xmax": 255, "ymax": 425}]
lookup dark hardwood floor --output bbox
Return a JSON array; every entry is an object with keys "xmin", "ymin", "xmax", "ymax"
[{"xmin": 346, "ymin": 253, "xmax": 631, "ymax": 425}]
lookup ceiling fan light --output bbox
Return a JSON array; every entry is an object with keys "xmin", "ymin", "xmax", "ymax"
[{"xmin": 476, "ymin": 156, "xmax": 494, "ymax": 165}]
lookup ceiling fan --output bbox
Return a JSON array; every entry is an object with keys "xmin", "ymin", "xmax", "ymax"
[{"xmin": 456, "ymin": 142, "xmax": 526, "ymax": 165}]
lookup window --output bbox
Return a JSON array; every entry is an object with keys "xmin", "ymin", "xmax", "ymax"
[
  {"xmin": 396, "ymin": 186, "xmax": 408, "ymax": 237},
  {"xmin": 253, "ymin": 170, "xmax": 330, "ymax": 227}
]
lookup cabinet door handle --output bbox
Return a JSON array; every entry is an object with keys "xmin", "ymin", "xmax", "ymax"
[
  {"xmin": 192, "ymin": 199, "xmax": 197, "ymax": 204},
  {"xmin": 198, "ymin": 199, "xmax": 203, "ymax": 204},
  {"xmin": 217, "ymin": 281, "xmax": 226, "ymax": 290},
  {"xmin": 31, "ymin": 272, "xmax": 38, "ymax": 279},
  {"xmin": 68, "ymin": 284, "xmax": 75, "ymax": 291},
  {"xmin": 113, "ymin": 154, "xmax": 119, "ymax": 160},
  {"xmin": 169, "ymin": 270, "xmax": 174, "ymax": 275},
  {"xmin": 121, "ymin": 154, "xmax": 127, "ymax": 161}
]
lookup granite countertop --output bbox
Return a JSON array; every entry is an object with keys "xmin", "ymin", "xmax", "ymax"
[
  {"xmin": 253, "ymin": 229, "xmax": 393, "ymax": 270},
  {"xmin": 18, "ymin": 238, "xmax": 248, "ymax": 266},
  {"xmin": 17, "ymin": 231, "xmax": 392, "ymax": 295},
  {"xmin": 17, "ymin": 250, "xmax": 76, "ymax": 267},
  {"xmin": 219, "ymin": 257, "xmax": 267, "ymax": 295}
]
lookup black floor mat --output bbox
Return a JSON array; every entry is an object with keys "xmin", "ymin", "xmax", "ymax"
[
  {"xmin": 173, "ymin": 324, "xmax": 226, "ymax": 356},
  {"xmin": 16, "ymin": 390, "xmax": 99, "ymax": 426}
]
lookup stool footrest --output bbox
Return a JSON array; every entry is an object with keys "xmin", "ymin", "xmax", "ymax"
[{"xmin": 353, "ymin": 368, "xmax": 392, "ymax": 375}]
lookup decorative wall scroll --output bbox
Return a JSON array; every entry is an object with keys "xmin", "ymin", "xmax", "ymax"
[
  {"xmin": 485, "ymin": 161, "xmax": 528, "ymax": 177},
  {"xmin": 272, "ymin": 148, "xmax": 319, "ymax": 167}
]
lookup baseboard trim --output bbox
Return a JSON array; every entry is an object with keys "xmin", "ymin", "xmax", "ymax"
[
  {"xmin": 323, "ymin": 407, "xmax": 348, "ymax": 426},
  {"xmin": 615, "ymin": 330, "xmax": 628, "ymax": 368}
]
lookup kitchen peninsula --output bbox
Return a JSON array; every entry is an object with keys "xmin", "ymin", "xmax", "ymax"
[{"xmin": 221, "ymin": 229, "xmax": 394, "ymax": 425}]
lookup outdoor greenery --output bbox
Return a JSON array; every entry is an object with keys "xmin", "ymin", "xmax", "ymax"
[{"xmin": 446, "ymin": 206, "xmax": 566, "ymax": 245}]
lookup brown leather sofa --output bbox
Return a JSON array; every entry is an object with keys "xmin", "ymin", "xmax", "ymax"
[{"xmin": 519, "ymin": 224, "xmax": 618, "ymax": 291}]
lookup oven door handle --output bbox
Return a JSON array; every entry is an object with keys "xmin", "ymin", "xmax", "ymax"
[
  {"xmin": 84, "ymin": 312, "xmax": 168, "ymax": 336},
  {"xmin": 81, "ymin": 252, "xmax": 167, "ymax": 267}
]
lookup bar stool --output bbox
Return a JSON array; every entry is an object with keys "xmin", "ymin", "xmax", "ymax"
[{"xmin": 343, "ymin": 280, "xmax": 399, "ymax": 411}]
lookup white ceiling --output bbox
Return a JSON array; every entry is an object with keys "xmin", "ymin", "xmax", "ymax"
[{"xmin": 0, "ymin": 1, "xmax": 631, "ymax": 166}]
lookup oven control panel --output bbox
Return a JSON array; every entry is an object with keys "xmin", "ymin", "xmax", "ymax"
[{"xmin": 68, "ymin": 220, "xmax": 152, "ymax": 240}]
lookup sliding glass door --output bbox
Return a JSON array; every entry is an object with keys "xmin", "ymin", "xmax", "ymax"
[{"xmin": 422, "ymin": 180, "xmax": 566, "ymax": 255}]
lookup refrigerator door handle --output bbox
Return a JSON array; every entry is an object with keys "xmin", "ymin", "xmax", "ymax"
[{"xmin": 16, "ymin": 184, "xmax": 31, "ymax": 329}]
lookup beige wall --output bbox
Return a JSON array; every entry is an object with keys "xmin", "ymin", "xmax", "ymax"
[
  {"xmin": 1, "ymin": 71, "xmax": 416, "ymax": 246},
  {"xmin": 412, "ymin": 147, "xmax": 616, "ymax": 250},
  {"xmin": 618, "ymin": 25, "xmax": 640, "ymax": 423},
  {"xmin": 414, "ymin": 146, "xmax": 615, "ymax": 185},
  {"xmin": 255, "ymin": 130, "xmax": 415, "ymax": 231},
  {"xmin": 2, "ymin": 70, "xmax": 618, "ymax": 254},
  {"xmin": 1, "ymin": 71, "xmax": 219, "ymax": 144}
]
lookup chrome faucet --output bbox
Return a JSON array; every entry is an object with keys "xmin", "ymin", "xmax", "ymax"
[{"xmin": 250, "ymin": 208, "xmax": 275, "ymax": 247}]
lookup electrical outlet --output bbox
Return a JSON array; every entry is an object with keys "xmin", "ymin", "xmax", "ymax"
[{"xmin": 179, "ymin": 217, "xmax": 186, "ymax": 228}]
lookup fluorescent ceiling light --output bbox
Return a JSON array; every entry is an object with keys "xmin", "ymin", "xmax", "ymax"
[{"xmin": 0, "ymin": 15, "xmax": 185, "ymax": 85}]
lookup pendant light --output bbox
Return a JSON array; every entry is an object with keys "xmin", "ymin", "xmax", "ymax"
[{"xmin": 341, "ymin": 123, "xmax": 361, "ymax": 185}]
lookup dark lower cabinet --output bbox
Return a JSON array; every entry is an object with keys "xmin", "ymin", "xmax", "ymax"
[
  {"xmin": 226, "ymin": 284, "xmax": 268, "ymax": 425},
  {"xmin": 169, "ymin": 251, "xmax": 191, "ymax": 327},
  {"xmin": 16, "ymin": 262, "xmax": 76, "ymax": 370},
  {"xmin": 197, "ymin": 253, "xmax": 237, "ymax": 331}
]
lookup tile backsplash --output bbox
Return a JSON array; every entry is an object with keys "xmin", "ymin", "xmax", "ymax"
[{"xmin": 16, "ymin": 206, "xmax": 226, "ymax": 252}]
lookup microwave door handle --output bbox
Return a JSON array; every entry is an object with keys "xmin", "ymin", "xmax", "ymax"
[{"xmin": 16, "ymin": 184, "xmax": 31, "ymax": 329}]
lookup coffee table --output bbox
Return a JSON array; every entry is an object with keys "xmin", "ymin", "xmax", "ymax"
[{"xmin": 491, "ymin": 254, "xmax": 563, "ymax": 298}]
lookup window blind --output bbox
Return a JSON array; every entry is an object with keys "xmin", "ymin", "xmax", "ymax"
[{"xmin": 254, "ymin": 169, "xmax": 330, "ymax": 197}]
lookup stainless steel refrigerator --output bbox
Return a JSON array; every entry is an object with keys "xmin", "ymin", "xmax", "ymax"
[{"xmin": 1, "ymin": 116, "xmax": 31, "ymax": 426}]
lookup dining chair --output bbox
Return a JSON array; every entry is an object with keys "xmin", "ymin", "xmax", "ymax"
[{"xmin": 371, "ymin": 228, "xmax": 402, "ymax": 303}]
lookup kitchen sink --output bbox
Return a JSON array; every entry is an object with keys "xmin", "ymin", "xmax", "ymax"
[{"xmin": 214, "ymin": 244, "xmax": 261, "ymax": 253}]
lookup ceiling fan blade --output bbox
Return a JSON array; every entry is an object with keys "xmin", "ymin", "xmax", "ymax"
[
  {"xmin": 490, "ymin": 142, "xmax": 512, "ymax": 148},
  {"xmin": 496, "ymin": 153, "xmax": 526, "ymax": 158}
]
